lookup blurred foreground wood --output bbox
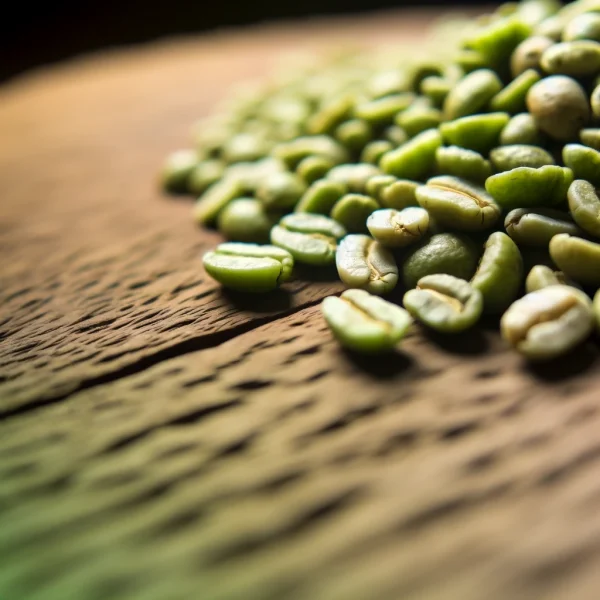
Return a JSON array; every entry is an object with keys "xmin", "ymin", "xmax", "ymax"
[{"xmin": 2, "ymin": 9, "xmax": 600, "ymax": 600}]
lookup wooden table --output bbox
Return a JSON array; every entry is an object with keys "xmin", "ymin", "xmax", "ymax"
[{"xmin": 2, "ymin": 9, "xmax": 600, "ymax": 600}]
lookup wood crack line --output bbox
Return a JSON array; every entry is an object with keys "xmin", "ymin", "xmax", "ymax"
[{"xmin": 0, "ymin": 297, "xmax": 328, "ymax": 422}]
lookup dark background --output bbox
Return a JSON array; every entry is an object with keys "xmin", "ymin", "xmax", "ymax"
[{"xmin": 1, "ymin": 0, "xmax": 490, "ymax": 83}]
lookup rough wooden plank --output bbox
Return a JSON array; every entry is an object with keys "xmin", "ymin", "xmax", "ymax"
[{"xmin": 1, "ymin": 305, "xmax": 599, "ymax": 600}]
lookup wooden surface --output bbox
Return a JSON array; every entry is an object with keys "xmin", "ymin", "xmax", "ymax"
[{"xmin": 2, "ymin": 9, "xmax": 600, "ymax": 600}]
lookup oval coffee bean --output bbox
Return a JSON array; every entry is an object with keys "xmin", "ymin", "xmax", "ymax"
[
  {"xmin": 526, "ymin": 75, "xmax": 589, "ymax": 141},
  {"xmin": 367, "ymin": 207, "xmax": 430, "ymax": 248},
  {"xmin": 402, "ymin": 233, "xmax": 480, "ymax": 290},
  {"xmin": 202, "ymin": 243, "xmax": 294, "ymax": 293},
  {"xmin": 486, "ymin": 165, "xmax": 573, "ymax": 209},
  {"xmin": 505, "ymin": 207, "xmax": 582, "ymax": 247},
  {"xmin": 568, "ymin": 179, "xmax": 600, "ymax": 238},
  {"xmin": 271, "ymin": 213, "xmax": 346, "ymax": 266},
  {"xmin": 336, "ymin": 234, "xmax": 398, "ymax": 295},
  {"xmin": 416, "ymin": 175, "xmax": 501, "ymax": 231},
  {"xmin": 525, "ymin": 265, "xmax": 575, "ymax": 293},
  {"xmin": 331, "ymin": 194, "xmax": 380, "ymax": 233},
  {"xmin": 471, "ymin": 232, "xmax": 523, "ymax": 314},
  {"xmin": 403, "ymin": 274, "xmax": 483, "ymax": 333},
  {"xmin": 435, "ymin": 146, "xmax": 492, "ymax": 184},
  {"xmin": 321, "ymin": 289, "xmax": 412, "ymax": 353},
  {"xmin": 549, "ymin": 233, "xmax": 600, "ymax": 286},
  {"xmin": 490, "ymin": 144, "xmax": 555, "ymax": 171},
  {"xmin": 562, "ymin": 144, "xmax": 600, "ymax": 187},
  {"xmin": 501, "ymin": 285, "xmax": 594, "ymax": 360},
  {"xmin": 540, "ymin": 40, "xmax": 600, "ymax": 77},
  {"xmin": 217, "ymin": 198, "xmax": 276, "ymax": 243}
]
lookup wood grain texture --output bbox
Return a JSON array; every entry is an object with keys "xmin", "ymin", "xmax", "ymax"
[{"xmin": 2, "ymin": 8, "xmax": 600, "ymax": 600}]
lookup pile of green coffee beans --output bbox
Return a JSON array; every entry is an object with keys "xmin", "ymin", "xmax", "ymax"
[{"xmin": 162, "ymin": 0, "xmax": 600, "ymax": 360}]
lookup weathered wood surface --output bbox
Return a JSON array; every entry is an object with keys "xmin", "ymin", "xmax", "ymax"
[{"xmin": 2, "ymin": 9, "xmax": 600, "ymax": 600}]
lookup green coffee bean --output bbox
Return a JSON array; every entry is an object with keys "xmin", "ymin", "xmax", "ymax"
[
  {"xmin": 403, "ymin": 274, "xmax": 483, "ymax": 333},
  {"xmin": 511, "ymin": 35, "xmax": 555, "ymax": 76},
  {"xmin": 396, "ymin": 107, "xmax": 443, "ymax": 137},
  {"xmin": 402, "ymin": 233, "xmax": 480, "ymax": 290},
  {"xmin": 193, "ymin": 177, "xmax": 245, "ymax": 225},
  {"xmin": 471, "ymin": 232, "xmax": 523, "ymax": 313},
  {"xmin": 275, "ymin": 122, "xmax": 302, "ymax": 141},
  {"xmin": 409, "ymin": 63, "xmax": 445, "ymax": 91},
  {"xmin": 331, "ymin": 193, "xmax": 379, "ymax": 233},
  {"xmin": 188, "ymin": 159, "xmax": 226, "ymax": 195},
  {"xmin": 456, "ymin": 50, "xmax": 490, "ymax": 74},
  {"xmin": 535, "ymin": 15, "xmax": 563, "ymax": 41},
  {"xmin": 563, "ymin": 12, "xmax": 600, "ymax": 42},
  {"xmin": 365, "ymin": 175, "xmax": 398, "ymax": 201},
  {"xmin": 420, "ymin": 76, "xmax": 451, "ymax": 107},
  {"xmin": 525, "ymin": 264, "xmax": 573, "ymax": 292},
  {"xmin": 273, "ymin": 135, "xmax": 349, "ymax": 169},
  {"xmin": 296, "ymin": 156, "xmax": 335, "ymax": 184},
  {"xmin": 505, "ymin": 207, "xmax": 582, "ymax": 246},
  {"xmin": 193, "ymin": 119, "xmax": 231, "ymax": 158},
  {"xmin": 594, "ymin": 289, "xmax": 600, "ymax": 332},
  {"xmin": 335, "ymin": 119, "xmax": 374, "ymax": 152},
  {"xmin": 580, "ymin": 128, "xmax": 600, "ymax": 151},
  {"xmin": 466, "ymin": 15, "xmax": 531, "ymax": 74},
  {"xmin": 270, "ymin": 213, "xmax": 346, "ymax": 266},
  {"xmin": 336, "ymin": 234, "xmax": 398, "ymax": 295},
  {"xmin": 490, "ymin": 144, "xmax": 555, "ymax": 171},
  {"xmin": 222, "ymin": 132, "xmax": 269, "ymax": 163},
  {"xmin": 592, "ymin": 83, "xmax": 600, "ymax": 119},
  {"xmin": 501, "ymin": 285, "xmax": 594, "ymax": 360},
  {"xmin": 549, "ymin": 233, "xmax": 600, "ymax": 286},
  {"xmin": 443, "ymin": 69, "xmax": 503, "ymax": 120},
  {"xmin": 541, "ymin": 40, "xmax": 600, "ymax": 76},
  {"xmin": 263, "ymin": 95, "xmax": 310, "ymax": 127},
  {"xmin": 327, "ymin": 163, "xmax": 382, "ymax": 194},
  {"xmin": 256, "ymin": 171, "xmax": 307, "ymax": 211},
  {"xmin": 321, "ymin": 289, "xmax": 412, "ymax": 353},
  {"xmin": 440, "ymin": 112, "xmax": 510, "ymax": 154},
  {"xmin": 562, "ymin": 0, "xmax": 600, "ymax": 25},
  {"xmin": 368, "ymin": 70, "xmax": 412, "ymax": 99},
  {"xmin": 383, "ymin": 125, "xmax": 409, "ymax": 146},
  {"xmin": 162, "ymin": 149, "xmax": 197, "ymax": 193},
  {"xmin": 486, "ymin": 165, "xmax": 574, "ymax": 209},
  {"xmin": 376, "ymin": 179, "xmax": 420, "ymax": 210},
  {"xmin": 366, "ymin": 207, "xmax": 430, "ymax": 248},
  {"xmin": 562, "ymin": 145, "xmax": 600, "ymax": 187},
  {"xmin": 526, "ymin": 75, "xmax": 590, "ymax": 141},
  {"xmin": 354, "ymin": 93, "xmax": 415, "ymax": 126},
  {"xmin": 226, "ymin": 157, "xmax": 286, "ymax": 193},
  {"xmin": 360, "ymin": 140, "xmax": 394, "ymax": 165},
  {"xmin": 295, "ymin": 180, "xmax": 346, "ymax": 214},
  {"xmin": 307, "ymin": 94, "xmax": 355, "ymax": 135},
  {"xmin": 380, "ymin": 128, "xmax": 442, "ymax": 180},
  {"xmin": 416, "ymin": 175, "xmax": 501, "ymax": 232},
  {"xmin": 421, "ymin": 75, "xmax": 454, "ymax": 108},
  {"xmin": 435, "ymin": 146, "xmax": 492, "ymax": 183},
  {"xmin": 489, "ymin": 69, "xmax": 541, "ymax": 114},
  {"xmin": 202, "ymin": 242, "xmax": 294, "ymax": 293},
  {"xmin": 500, "ymin": 112, "xmax": 545, "ymax": 145},
  {"xmin": 568, "ymin": 179, "xmax": 600, "ymax": 238},
  {"xmin": 217, "ymin": 198, "xmax": 276, "ymax": 243},
  {"xmin": 517, "ymin": 0, "xmax": 561, "ymax": 27}
]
